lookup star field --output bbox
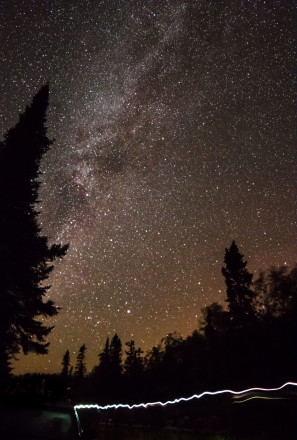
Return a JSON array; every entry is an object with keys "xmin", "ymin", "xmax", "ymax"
[{"xmin": 0, "ymin": 0, "xmax": 296, "ymax": 374}]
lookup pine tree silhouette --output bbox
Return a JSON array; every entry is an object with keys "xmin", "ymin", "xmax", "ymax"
[
  {"xmin": 222, "ymin": 241, "xmax": 255, "ymax": 326},
  {"xmin": 97, "ymin": 337, "xmax": 110, "ymax": 376},
  {"xmin": 61, "ymin": 349, "xmax": 71, "ymax": 376},
  {"xmin": 110, "ymin": 333, "xmax": 122, "ymax": 376},
  {"xmin": 0, "ymin": 84, "xmax": 68, "ymax": 380},
  {"xmin": 75, "ymin": 344, "xmax": 87, "ymax": 378}
]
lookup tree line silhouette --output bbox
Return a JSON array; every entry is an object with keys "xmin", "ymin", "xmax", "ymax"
[
  {"xmin": 0, "ymin": 85, "xmax": 296, "ymax": 407},
  {"xmin": 61, "ymin": 246, "xmax": 296, "ymax": 404}
]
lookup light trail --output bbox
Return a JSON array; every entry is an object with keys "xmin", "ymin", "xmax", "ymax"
[
  {"xmin": 74, "ymin": 381, "xmax": 297, "ymax": 411},
  {"xmin": 233, "ymin": 396, "xmax": 287, "ymax": 404}
]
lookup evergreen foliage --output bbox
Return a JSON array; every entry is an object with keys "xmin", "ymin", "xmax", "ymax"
[
  {"xmin": 222, "ymin": 241, "xmax": 255, "ymax": 325},
  {"xmin": 75, "ymin": 344, "xmax": 87, "ymax": 378},
  {"xmin": 0, "ymin": 85, "xmax": 68, "ymax": 381},
  {"xmin": 109, "ymin": 333, "xmax": 122, "ymax": 376},
  {"xmin": 124, "ymin": 340, "xmax": 143, "ymax": 377},
  {"xmin": 96, "ymin": 337, "xmax": 110, "ymax": 376},
  {"xmin": 61, "ymin": 349, "xmax": 71, "ymax": 376},
  {"xmin": 94, "ymin": 334, "xmax": 123, "ymax": 379}
]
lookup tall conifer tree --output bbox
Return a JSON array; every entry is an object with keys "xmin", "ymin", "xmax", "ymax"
[
  {"xmin": 110, "ymin": 333, "xmax": 122, "ymax": 376},
  {"xmin": 222, "ymin": 241, "xmax": 255, "ymax": 326},
  {"xmin": 61, "ymin": 349, "xmax": 71, "ymax": 377},
  {"xmin": 0, "ymin": 84, "xmax": 68, "ymax": 380},
  {"xmin": 75, "ymin": 344, "xmax": 87, "ymax": 378},
  {"xmin": 97, "ymin": 337, "xmax": 110, "ymax": 375}
]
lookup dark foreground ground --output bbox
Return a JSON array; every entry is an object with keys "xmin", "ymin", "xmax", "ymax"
[{"xmin": 78, "ymin": 393, "xmax": 297, "ymax": 440}]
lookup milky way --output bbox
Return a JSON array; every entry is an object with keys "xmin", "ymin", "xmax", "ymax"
[{"xmin": 0, "ymin": 0, "xmax": 296, "ymax": 373}]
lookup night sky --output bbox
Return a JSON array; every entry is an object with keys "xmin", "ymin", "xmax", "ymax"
[{"xmin": 0, "ymin": 0, "xmax": 296, "ymax": 374}]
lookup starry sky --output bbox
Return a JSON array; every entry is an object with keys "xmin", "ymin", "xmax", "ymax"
[{"xmin": 0, "ymin": 0, "xmax": 296, "ymax": 374}]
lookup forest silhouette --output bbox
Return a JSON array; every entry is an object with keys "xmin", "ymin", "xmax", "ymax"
[
  {"xmin": 0, "ymin": 86, "xmax": 296, "ymax": 431},
  {"xmin": 60, "ymin": 256, "xmax": 296, "ymax": 406}
]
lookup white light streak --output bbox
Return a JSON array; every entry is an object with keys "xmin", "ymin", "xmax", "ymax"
[{"xmin": 74, "ymin": 381, "xmax": 297, "ymax": 411}]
